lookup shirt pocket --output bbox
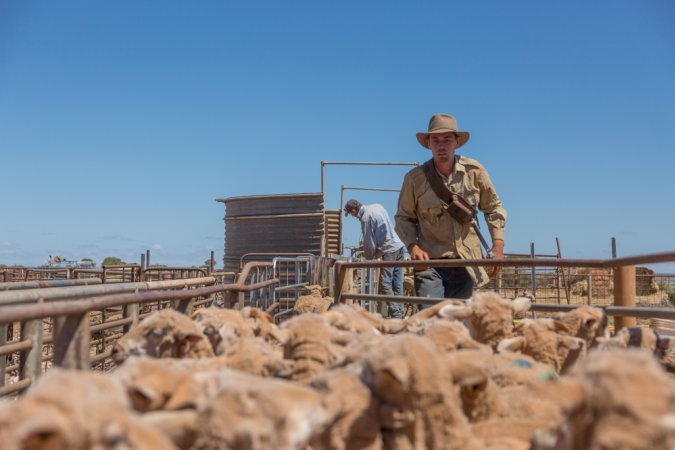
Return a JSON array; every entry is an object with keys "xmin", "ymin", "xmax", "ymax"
[{"xmin": 418, "ymin": 192, "xmax": 446, "ymax": 225}]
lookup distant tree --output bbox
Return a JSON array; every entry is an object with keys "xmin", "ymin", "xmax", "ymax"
[
  {"xmin": 102, "ymin": 256, "xmax": 124, "ymax": 267},
  {"xmin": 149, "ymin": 264, "xmax": 168, "ymax": 268},
  {"xmin": 81, "ymin": 258, "xmax": 94, "ymax": 262},
  {"xmin": 200, "ymin": 259, "xmax": 214, "ymax": 269}
]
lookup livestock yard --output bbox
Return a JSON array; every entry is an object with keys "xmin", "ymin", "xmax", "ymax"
[{"xmin": 2, "ymin": 192, "xmax": 675, "ymax": 449}]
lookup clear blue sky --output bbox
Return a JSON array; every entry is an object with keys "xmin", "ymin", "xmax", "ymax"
[{"xmin": 1, "ymin": 0, "xmax": 674, "ymax": 272}]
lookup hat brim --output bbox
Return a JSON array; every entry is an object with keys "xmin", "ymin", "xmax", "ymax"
[{"xmin": 416, "ymin": 130, "xmax": 470, "ymax": 149}]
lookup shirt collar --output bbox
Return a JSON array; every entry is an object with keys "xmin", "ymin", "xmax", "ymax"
[
  {"xmin": 357, "ymin": 206, "xmax": 365, "ymax": 219},
  {"xmin": 434, "ymin": 155, "xmax": 465, "ymax": 181}
]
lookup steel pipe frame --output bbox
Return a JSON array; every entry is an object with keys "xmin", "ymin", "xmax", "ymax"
[
  {"xmin": 0, "ymin": 278, "xmax": 103, "ymax": 291},
  {"xmin": 336, "ymin": 251, "xmax": 675, "ymax": 270},
  {"xmin": 0, "ymin": 277, "xmax": 217, "ymax": 305},
  {"xmin": 0, "ymin": 262, "xmax": 275, "ymax": 323},
  {"xmin": 334, "ymin": 250, "xmax": 675, "ymax": 312},
  {"xmin": 320, "ymin": 161, "xmax": 419, "ymax": 195},
  {"xmin": 242, "ymin": 253, "xmax": 313, "ymax": 270}
]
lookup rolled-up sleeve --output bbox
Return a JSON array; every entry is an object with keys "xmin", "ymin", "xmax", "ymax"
[{"xmin": 395, "ymin": 172, "xmax": 419, "ymax": 250}]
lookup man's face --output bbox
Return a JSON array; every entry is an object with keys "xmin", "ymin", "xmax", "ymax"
[{"xmin": 429, "ymin": 132, "xmax": 459, "ymax": 163}]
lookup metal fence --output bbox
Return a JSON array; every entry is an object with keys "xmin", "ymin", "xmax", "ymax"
[
  {"xmin": 0, "ymin": 262, "xmax": 278, "ymax": 398},
  {"xmin": 334, "ymin": 250, "xmax": 675, "ymax": 324}
]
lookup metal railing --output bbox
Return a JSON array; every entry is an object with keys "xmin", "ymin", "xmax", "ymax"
[
  {"xmin": 334, "ymin": 250, "xmax": 675, "ymax": 326},
  {"xmin": 0, "ymin": 262, "xmax": 278, "ymax": 398}
]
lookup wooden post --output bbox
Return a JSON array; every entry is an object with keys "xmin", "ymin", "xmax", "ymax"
[
  {"xmin": 334, "ymin": 262, "xmax": 348, "ymax": 304},
  {"xmin": 53, "ymin": 313, "xmax": 90, "ymax": 370},
  {"xmin": 613, "ymin": 265, "xmax": 637, "ymax": 331}
]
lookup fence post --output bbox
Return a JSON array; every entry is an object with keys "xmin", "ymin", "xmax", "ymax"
[
  {"xmin": 20, "ymin": 318, "xmax": 43, "ymax": 385},
  {"xmin": 0, "ymin": 323, "xmax": 7, "ymax": 388},
  {"xmin": 334, "ymin": 262, "xmax": 347, "ymax": 303},
  {"xmin": 53, "ymin": 313, "xmax": 90, "ymax": 370},
  {"xmin": 613, "ymin": 265, "xmax": 637, "ymax": 331},
  {"xmin": 587, "ymin": 274, "xmax": 593, "ymax": 306},
  {"xmin": 123, "ymin": 292, "xmax": 140, "ymax": 334}
]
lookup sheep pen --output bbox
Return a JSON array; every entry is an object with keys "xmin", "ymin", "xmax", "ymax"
[{"xmin": 2, "ymin": 290, "xmax": 675, "ymax": 450}]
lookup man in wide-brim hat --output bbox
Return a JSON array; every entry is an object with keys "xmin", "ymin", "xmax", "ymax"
[{"xmin": 395, "ymin": 113, "xmax": 507, "ymax": 303}]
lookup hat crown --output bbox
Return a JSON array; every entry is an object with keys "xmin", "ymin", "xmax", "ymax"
[{"xmin": 428, "ymin": 114, "xmax": 459, "ymax": 133}]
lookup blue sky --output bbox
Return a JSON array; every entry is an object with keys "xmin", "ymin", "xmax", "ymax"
[{"xmin": 1, "ymin": 0, "xmax": 674, "ymax": 272}]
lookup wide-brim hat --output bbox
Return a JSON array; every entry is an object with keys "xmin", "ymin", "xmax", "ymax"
[{"xmin": 416, "ymin": 114, "xmax": 470, "ymax": 149}]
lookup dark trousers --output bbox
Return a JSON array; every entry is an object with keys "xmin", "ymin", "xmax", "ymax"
[{"xmin": 414, "ymin": 266, "xmax": 474, "ymax": 309}]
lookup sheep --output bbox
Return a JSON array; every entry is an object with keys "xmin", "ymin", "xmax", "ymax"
[
  {"xmin": 596, "ymin": 326, "xmax": 675, "ymax": 372},
  {"xmin": 407, "ymin": 318, "xmax": 492, "ymax": 353},
  {"xmin": 240, "ymin": 306, "xmax": 281, "ymax": 342},
  {"xmin": 188, "ymin": 375, "xmax": 332, "ymax": 450},
  {"xmin": 531, "ymin": 349, "xmax": 675, "ymax": 450},
  {"xmin": 448, "ymin": 350, "xmax": 558, "ymax": 388},
  {"xmin": 191, "ymin": 307, "xmax": 255, "ymax": 354},
  {"xmin": 551, "ymin": 305, "xmax": 608, "ymax": 348},
  {"xmin": 111, "ymin": 309, "xmax": 214, "ymax": 363},
  {"xmin": 411, "ymin": 292, "xmax": 532, "ymax": 349},
  {"xmin": 497, "ymin": 318, "xmax": 586, "ymax": 373},
  {"xmin": 358, "ymin": 333, "xmax": 483, "ymax": 450},
  {"xmin": 308, "ymin": 368, "xmax": 382, "ymax": 450},
  {"xmin": 119, "ymin": 358, "xmax": 332, "ymax": 450},
  {"xmin": 293, "ymin": 284, "xmax": 333, "ymax": 314},
  {"xmin": 275, "ymin": 313, "xmax": 354, "ymax": 382},
  {"xmin": 323, "ymin": 304, "xmax": 407, "ymax": 335},
  {"xmin": 0, "ymin": 369, "xmax": 179, "ymax": 450}
]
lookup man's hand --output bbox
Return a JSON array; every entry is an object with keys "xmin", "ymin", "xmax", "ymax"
[
  {"xmin": 408, "ymin": 244, "xmax": 431, "ymax": 271},
  {"xmin": 487, "ymin": 239, "xmax": 504, "ymax": 278},
  {"xmin": 409, "ymin": 244, "xmax": 430, "ymax": 261}
]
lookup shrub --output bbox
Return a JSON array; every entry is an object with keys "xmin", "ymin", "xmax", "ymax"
[{"xmin": 668, "ymin": 291, "xmax": 675, "ymax": 307}]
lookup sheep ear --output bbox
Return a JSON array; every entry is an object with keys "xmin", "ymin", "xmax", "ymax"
[
  {"xmin": 438, "ymin": 304, "xmax": 473, "ymax": 320},
  {"xmin": 451, "ymin": 363, "xmax": 488, "ymax": 389},
  {"xmin": 510, "ymin": 296, "xmax": 532, "ymax": 315},
  {"xmin": 383, "ymin": 358, "xmax": 411, "ymax": 386},
  {"xmin": 17, "ymin": 419, "xmax": 66, "ymax": 450},
  {"xmin": 128, "ymin": 385, "xmax": 161, "ymax": 412},
  {"xmin": 584, "ymin": 316, "xmax": 598, "ymax": 328},
  {"xmin": 177, "ymin": 332, "xmax": 208, "ymax": 356},
  {"xmin": 560, "ymin": 336, "xmax": 585, "ymax": 351},
  {"xmin": 595, "ymin": 336, "xmax": 612, "ymax": 346},
  {"xmin": 141, "ymin": 410, "xmax": 200, "ymax": 450},
  {"xmin": 497, "ymin": 336, "xmax": 526, "ymax": 353},
  {"xmin": 553, "ymin": 320, "xmax": 572, "ymax": 334},
  {"xmin": 268, "ymin": 328, "xmax": 289, "ymax": 344}
]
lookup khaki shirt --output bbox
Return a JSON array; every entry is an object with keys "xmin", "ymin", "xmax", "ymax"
[{"xmin": 395, "ymin": 155, "xmax": 506, "ymax": 287}]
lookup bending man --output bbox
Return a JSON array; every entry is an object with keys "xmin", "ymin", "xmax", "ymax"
[{"xmin": 345, "ymin": 199, "xmax": 406, "ymax": 319}]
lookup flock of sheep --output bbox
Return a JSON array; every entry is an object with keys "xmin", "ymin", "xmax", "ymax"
[{"xmin": 1, "ymin": 287, "xmax": 675, "ymax": 450}]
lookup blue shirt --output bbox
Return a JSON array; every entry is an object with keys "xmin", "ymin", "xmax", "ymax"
[{"xmin": 357, "ymin": 204, "xmax": 405, "ymax": 260}]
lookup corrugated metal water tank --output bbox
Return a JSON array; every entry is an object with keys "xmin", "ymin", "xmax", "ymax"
[{"xmin": 216, "ymin": 193, "xmax": 326, "ymax": 273}]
